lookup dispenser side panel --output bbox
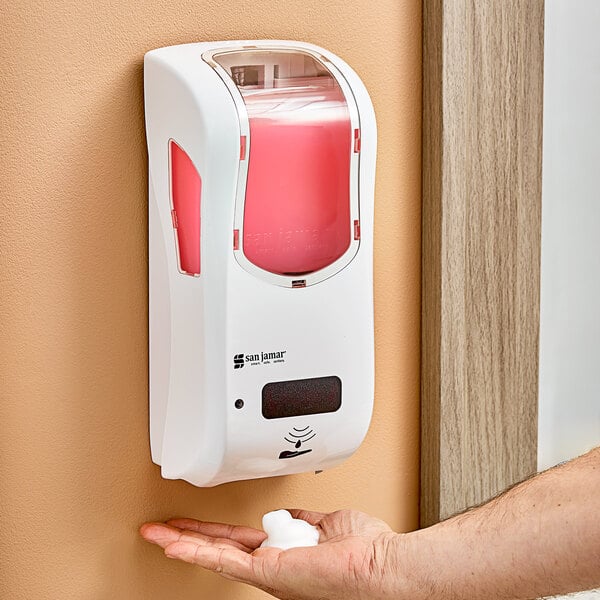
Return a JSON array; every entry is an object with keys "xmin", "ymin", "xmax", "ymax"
[
  {"xmin": 148, "ymin": 173, "xmax": 171, "ymax": 464},
  {"xmin": 144, "ymin": 46, "xmax": 238, "ymax": 484}
]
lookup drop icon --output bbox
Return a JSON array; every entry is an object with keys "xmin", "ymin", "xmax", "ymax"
[{"xmin": 279, "ymin": 426, "xmax": 316, "ymax": 459}]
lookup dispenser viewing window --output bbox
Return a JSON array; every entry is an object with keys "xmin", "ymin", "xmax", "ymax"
[
  {"xmin": 145, "ymin": 41, "xmax": 376, "ymax": 487},
  {"xmin": 206, "ymin": 48, "xmax": 361, "ymax": 286}
]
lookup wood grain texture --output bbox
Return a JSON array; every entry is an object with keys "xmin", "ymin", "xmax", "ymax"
[{"xmin": 421, "ymin": 0, "xmax": 544, "ymax": 527}]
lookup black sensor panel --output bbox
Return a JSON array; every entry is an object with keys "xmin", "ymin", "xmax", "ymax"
[{"xmin": 262, "ymin": 376, "xmax": 342, "ymax": 419}]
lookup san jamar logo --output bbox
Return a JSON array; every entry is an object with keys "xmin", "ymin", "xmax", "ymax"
[{"xmin": 233, "ymin": 350, "xmax": 287, "ymax": 369}]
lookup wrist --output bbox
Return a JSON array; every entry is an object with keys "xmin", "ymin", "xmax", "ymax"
[
  {"xmin": 380, "ymin": 527, "xmax": 451, "ymax": 600},
  {"xmin": 369, "ymin": 531, "xmax": 427, "ymax": 600}
]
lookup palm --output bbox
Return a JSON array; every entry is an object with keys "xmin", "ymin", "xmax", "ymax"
[{"xmin": 140, "ymin": 509, "xmax": 398, "ymax": 600}]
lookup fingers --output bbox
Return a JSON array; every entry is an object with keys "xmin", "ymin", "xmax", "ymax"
[
  {"xmin": 141, "ymin": 520, "xmax": 315, "ymax": 594},
  {"xmin": 140, "ymin": 523, "xmax": 182, "ymax": 548},
  {"xmin": 163, "ymin": 539, "xmax": 284, "ymax": 592},
  {"xmin": 164, "ymin": 540, "xmax": 256, "ymax": 582},
  {"xmin": 287, "ymin": 509, "xmax": 327, "ymax": 526},
  {"xmin": 166, "ymin": 518, "xmax": 266, "ymax": 550},
  {"xmin": 140, "ymin": 522, "xmax": 256, "ymax": 553},
  {"xmin": 140, "ymin": 523, "xmax": 260, "ymax": 582}
]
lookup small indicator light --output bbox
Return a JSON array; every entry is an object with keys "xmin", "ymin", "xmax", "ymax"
[
  {"xmin": 240, "ymin": 136, "xmax": 247, "ymax": 160},
  {"xmin": 353, "ymin": 129, "xmax": 361, "ymax": 153},
  {"xmin": 233, "ymin": 229, "xmax": 240, "ymax": 250},
  {"xmin": 353, "ymin": 220, "xmax": 361, "ymax": 240}
]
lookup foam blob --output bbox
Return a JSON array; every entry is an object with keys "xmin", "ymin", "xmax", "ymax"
[{"xmin": 260, "ymin": 509, "xmax": 320, "ymax": 550}]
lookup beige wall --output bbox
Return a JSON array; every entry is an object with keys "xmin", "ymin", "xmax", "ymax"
[{"xmin": 0, "ymin": 1, "xmax": 422, "ymax": 598}]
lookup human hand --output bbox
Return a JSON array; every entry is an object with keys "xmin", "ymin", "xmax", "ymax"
[{"xmin": 140, "ymin": 509, "xmax": 405, "ymax": 600}]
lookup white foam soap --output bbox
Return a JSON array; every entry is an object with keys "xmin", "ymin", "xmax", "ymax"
[{"xmin": 260, "ymin": 509, "xmax": 320, "ymax": 550}]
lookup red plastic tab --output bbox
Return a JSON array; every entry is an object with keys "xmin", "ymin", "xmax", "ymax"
[
  {"xmin": 170, "ymin": 141, "xmax": 201, "ymax": 276},
  {"xmin": 353, "ymin": 128, "xmax": 361, "ymax": 153},
  {"xmin": 240, "ymin": 136, "xmax": 247, "ymax": 160},
  {"xmin": 353, "ymin": 219, "xmax": 361, "ymax": 240},
  {"xmin": 233, "ymin": 229, "xmax": 240, "ymax": 250}
]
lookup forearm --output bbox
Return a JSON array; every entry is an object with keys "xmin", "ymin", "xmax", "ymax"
[{"xmin": 394, "ymin": 447, "xmax": 600, "ymax": 600}]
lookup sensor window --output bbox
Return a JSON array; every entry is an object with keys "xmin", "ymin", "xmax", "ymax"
[{"xmin": 262, "ymin": 375, "xmax": 342, "ymax": 419}]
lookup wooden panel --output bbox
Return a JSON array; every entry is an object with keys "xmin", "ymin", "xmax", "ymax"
[{"xmin": 421, "ymin": 0, "xmax": 544, "ymax": 527}]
